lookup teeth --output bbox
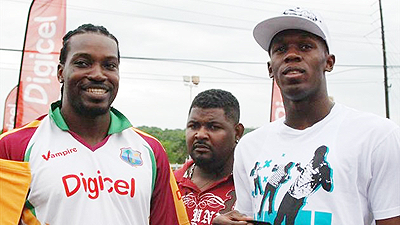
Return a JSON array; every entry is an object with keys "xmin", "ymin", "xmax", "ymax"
[
  {"xmin": 87, "ymin": 88, "xmax": 106, "ymax": 95},
  {"xmin": 284, "ymin": 69, "xmax": 303, "ymax": 75}
]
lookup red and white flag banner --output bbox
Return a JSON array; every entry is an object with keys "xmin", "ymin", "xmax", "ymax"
[
  {"xmin": 270, "ymin": 79, "xmax": 285, "ymax": 122},
  {"xmin": 2, "ymin": 86, "xmax": 18, "ymax": 133},
  {"xmin": 15, "ymin": 0, "xmax": 66, "ymax": 128}
]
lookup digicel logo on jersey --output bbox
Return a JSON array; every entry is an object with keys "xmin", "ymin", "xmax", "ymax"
[
  {"xmin": 62, "ymin": 170, "xmax": 135, "ymax": 199},
  {"xmin": 42, "ymin": 147, "xmax": 78, "ymax": 161}
]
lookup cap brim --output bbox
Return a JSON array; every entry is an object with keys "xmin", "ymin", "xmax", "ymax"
[{"xmin": 253, "ymin": 15, "xmax": 327, "ymax": 52}]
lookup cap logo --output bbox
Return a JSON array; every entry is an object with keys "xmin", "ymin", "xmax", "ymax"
[
  {"xmin": 253, "ymin": 7, "xmax": 329, "ymax": 53},
  {"xmin": 283, "ymin": 7, "xmax": 320, "ymax": 23}
]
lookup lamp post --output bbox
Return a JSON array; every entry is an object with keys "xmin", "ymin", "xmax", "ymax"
[{"xmin": 183, "ymin": 76, "xmax": 200, "ymax": 103}]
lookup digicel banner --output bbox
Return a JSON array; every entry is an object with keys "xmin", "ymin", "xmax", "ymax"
[
  {"xmin": 15, "ymin": 0, "xmax": 66, "ymax": 128},
  {"xmin": 270, "ymin": 79, "xmax": 285, "ymax": 122},
  {"xmin": 2, "ymin": 86, "xmax": 17, "ymax": 133}
]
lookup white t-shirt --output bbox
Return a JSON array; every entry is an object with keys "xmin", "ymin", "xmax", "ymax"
[{"xmin": 234, "ymin": 103, "xmax": 400, "ymax": 225}]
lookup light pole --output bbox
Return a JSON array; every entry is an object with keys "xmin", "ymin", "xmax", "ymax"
[
  {"xmin": 378, "ymin": 0, "xmax": 390, "ymax": 118},
  {"xmin": 183, "ymin": 76, "xmax": 200, "ymax": 103}
]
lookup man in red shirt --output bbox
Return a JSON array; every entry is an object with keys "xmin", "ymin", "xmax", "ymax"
[{"xmin": 175, "ymin": 89, "xmax": 244, "ymax": 225}]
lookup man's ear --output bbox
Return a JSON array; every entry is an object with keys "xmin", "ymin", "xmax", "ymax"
[
  {"xmin": 57, "ymin": 64, "xmax": 64, "ymax": 83},
  {"xmin": 267, "ymin": 61, "xmax": 273, "ymax": 78},
  {"xmin": 235, "ymin": 123, "xmax": 245, "ymax": 143},
  {"xmin": 325, "ymin": 54, "xmax": 335, "ymax": 72}
]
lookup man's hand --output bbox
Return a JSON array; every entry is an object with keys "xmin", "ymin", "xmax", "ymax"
[{"xmin": 212, "ymin": 210, "xmax": 254, "ymax": 225}]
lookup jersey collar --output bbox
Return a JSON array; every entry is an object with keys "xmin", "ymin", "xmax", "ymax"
[{"xmin": 49, "ymin": 100, "xmax": 132, "ymax": 134}]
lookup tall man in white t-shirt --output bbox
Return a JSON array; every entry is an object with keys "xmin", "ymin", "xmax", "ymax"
[{"xmin": 212, "ymin": 7, "xmax": 400, "ymax": 225}]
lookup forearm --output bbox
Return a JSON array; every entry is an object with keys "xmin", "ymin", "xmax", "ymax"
[{"xmin": 376, "ymin": 216, "xmax": 400, "ymax": 225}]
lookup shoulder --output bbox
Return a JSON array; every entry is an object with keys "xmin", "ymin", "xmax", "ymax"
[
  {"xmin": 131, "ymin": 127, "xmax": 164, "ymax": 150},
  {"xmin": 336, "ymin": 103, "xmax": 398, "ymax": 134},
  {"xmin": 174, "ymin": 160, "xmax": 193, "ymax": 181},
  {"xmin": 234, "ymin": 121, "xmax": 281, "ymax": 167},
  {"xmin": 333, "ymin": 104, "xmax": 399, "ymax": 150},
  {"xmin": 0, "ymin": 116, "xmax": 45, "ymax": 161},
  {"xmin": 238, "ymin": 119, "xmax": 281, "ymax": 148},
  {"xmin": 130, "ymin": 127, "xmax": 171, "ymax": 167}
]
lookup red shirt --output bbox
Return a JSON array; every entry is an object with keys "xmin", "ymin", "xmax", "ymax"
[{"xmin": 174, "ymin": 160, "xmax": 236, "ymax": 225}]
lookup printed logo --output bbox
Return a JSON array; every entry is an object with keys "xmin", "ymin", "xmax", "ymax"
[
  {"xmin": 62, "ymin": 170, "xmax": 135, "ymax": 199},
  {"xmin": 182, "ymin": 191, "xmax": 235, "ymax": 225},
  {"xmin": 255, "ymin": 145, "xmax": 333, "ymax": 224},
  {"xmin": 120, "ymin": 147, "xmax": 143, "ymax": 167},
  {"xmin": 283, "ymin": 7, "xmax": 320, "ymax": 22},
  {"xmin": 42, "ymin": 147, "xmax": 78, "ymax": 161}
]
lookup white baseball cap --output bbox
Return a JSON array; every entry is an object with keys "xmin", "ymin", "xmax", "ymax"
[{"xmin": 253, "ymin": 7, "xmax": 331, "ymax": 53}]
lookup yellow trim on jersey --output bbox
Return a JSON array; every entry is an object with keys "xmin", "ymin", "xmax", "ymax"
[
  {"xmin": 0, "ymin": 119, "xmax": 41, "ymax": 140},
  {"xmin": 131, "ymin": 127, "xmax": 164, "ymax": 146},
  {"xmin": 0, "ymin": 159, "xmax": 31, "ymax": 225},
  {"xmin": 169, "ymin": 167, "xmax": 190, "ymax": 225},
  {"xmin": 21, "ymin": 207, "xmax": 41, "ymax": 225}
]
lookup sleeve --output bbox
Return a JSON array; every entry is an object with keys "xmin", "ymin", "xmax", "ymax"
[
  {"xmin": 233, "ymin": 142, "xmax": 253, "ymax": 216},
  {"xmin": 0, "ymin": 122, "xmax": 38, "ymax": 161},
  {"xmin": 0, "ymin": 120, "xmax": 40, "ymax": 225},
  {"xmin": 137, "ymin": 133, "xmax": 190, "ymax": 225},
  {"xmin": 0, "ymin": 158, "xmax": 31, "ymax": 225},
  {"xmin": 369, "ymin": 126, "xmax": 400, "ymax": 220}
]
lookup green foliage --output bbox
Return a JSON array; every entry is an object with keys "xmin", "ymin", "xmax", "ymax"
[
  {"xmin": 137, "ymin": 126, "xmax": 187, "ymax": 164},
  {"xmin": 137, "ymin": 126, "xmax": 257, "ymax": 164}
]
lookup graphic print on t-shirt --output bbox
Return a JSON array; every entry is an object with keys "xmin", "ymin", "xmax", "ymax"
[
  {"xmin": 250, "ymin": 162, "xmax": 264, "ymax": 197},
  {"xmin": 252, "ymin": 145, "xmax": 334, "ymax": 225},
  {"xmin": 182, "ymin": 190, "xmax": 235, "ymax": 224}
]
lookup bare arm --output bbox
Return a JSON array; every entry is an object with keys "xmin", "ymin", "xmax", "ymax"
[
  {"xmin": 212, "ymin": 210, "xmax": 254, "ymax": 225},
  {"xmin": 376, "ymin": 216, "xmax": 400, "ymax": 225},
  {"xmin": 319, "ymin": 165, "xmax": 332, "ymax": 192}
]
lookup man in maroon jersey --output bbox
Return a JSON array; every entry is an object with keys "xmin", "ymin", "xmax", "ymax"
[{"xmin": 175, "ymin": 89, "xmax": 244, "ymax": 225}]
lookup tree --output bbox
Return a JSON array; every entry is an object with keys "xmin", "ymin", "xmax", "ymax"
[{"xmin": 138, "ymin": 126, "xmax": 187, "ymax": 164}]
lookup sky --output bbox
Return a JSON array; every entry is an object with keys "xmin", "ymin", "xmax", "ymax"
[{"xmin": 0, "ymin": 0, "xmax": 399, "ymax": 130}]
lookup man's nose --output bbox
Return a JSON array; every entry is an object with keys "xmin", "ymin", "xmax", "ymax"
[
  {"xmin": 88, "ymin": 63, "xmax": 107, "ymax": 81},
  {"xmin": 284, "ymin": 46, "xmax": 302, "ymax": 63},
  {"xmin": 195, "ymin": 126, "xmax": 208, "ymax": 140}
]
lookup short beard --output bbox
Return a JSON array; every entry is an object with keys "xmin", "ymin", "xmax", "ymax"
[
  {"xmin": 79, "ymin": 106, "xmax": 108, "ymax": 117},
  {"xmin": 193, "ymin": 157, "xmax": 215, "ymax": 168},
  {"xmin": 193, "ymin": 156, "xmax": 225, "ymax": 174},
  {"xmin": 72, "ymin": 100, "xmax": 109, "ymax": 117}
]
